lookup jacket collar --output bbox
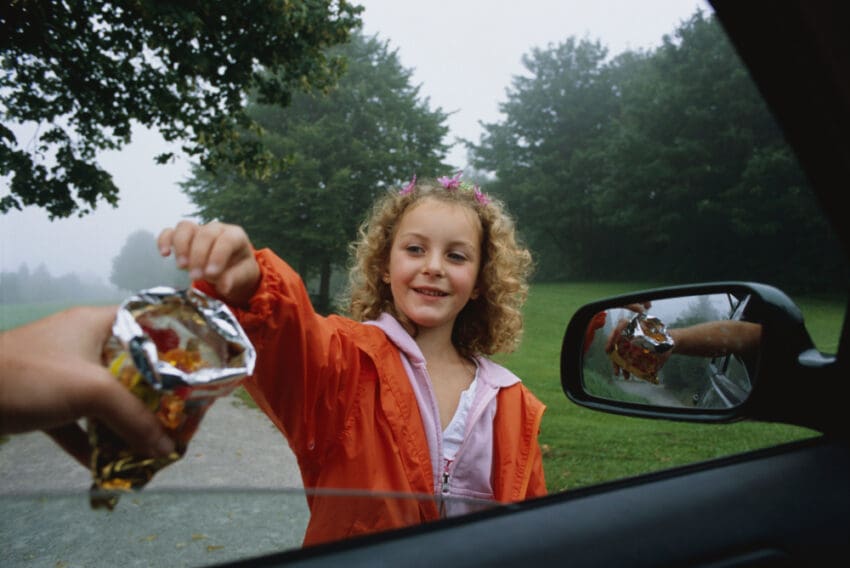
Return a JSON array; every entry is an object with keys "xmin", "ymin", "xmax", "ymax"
[{"xmin": 365, "ymin": 313, "xmax": 521, "ymax": 389}]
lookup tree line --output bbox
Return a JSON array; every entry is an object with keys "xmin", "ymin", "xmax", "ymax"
[
  {"xmin": 0, "ymin": 230, "xmax": 189, "ymax": 304},
  {"xmin": 0, "ymin": 264, "xmax": 121, "ymax": 304},
  {"xmin": 469, "ymin": 10, "xmax": 846, "ymax": 292}
]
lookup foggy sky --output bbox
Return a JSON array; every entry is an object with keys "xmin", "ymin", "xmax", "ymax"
[{"xmin": 0, "ymin": 0, "xmax": 708, "ymax": 284}]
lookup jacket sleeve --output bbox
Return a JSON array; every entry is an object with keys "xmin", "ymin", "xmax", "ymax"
[
  {"xmin": 524, "ymin": 433, "xmax": 548, "ymax": 499},
  {"xmin": 195, "ymin": 248, "xmax": 367, "ymax": 465},
  {"xmin": 519, "ymin": 386, "xmax": 548, "ymax": 500},
  {"xmin": 492, "ymin": 383, "xmax": 548, "ymax": 501}
]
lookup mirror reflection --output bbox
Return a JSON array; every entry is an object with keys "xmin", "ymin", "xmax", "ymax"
[{"xmin": 581, "ymin": 293, "xmax": 762, "ymax": 409}]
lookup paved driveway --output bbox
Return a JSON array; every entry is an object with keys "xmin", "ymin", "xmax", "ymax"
[{"xmin": 0, "ymin": 392, "xmax": 308, "ymax": 567}]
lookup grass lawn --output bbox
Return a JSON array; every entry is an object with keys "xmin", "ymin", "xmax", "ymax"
[
  {"xmin": 0, "ymin": 301, "xmax": 83, "ymax": 331},
  {"xmin": 496, "ymin": 282, "xmax": 843, "ymax": 492}
]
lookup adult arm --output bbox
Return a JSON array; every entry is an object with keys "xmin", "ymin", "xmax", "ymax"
[{"xmin": 668, "ymin": 320, "xmax": 762, "ymax": 358}]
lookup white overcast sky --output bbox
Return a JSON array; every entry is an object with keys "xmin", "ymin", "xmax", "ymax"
[{"xmin": 0, "ymin": 0, "xmax": 709, "ymax": 283}]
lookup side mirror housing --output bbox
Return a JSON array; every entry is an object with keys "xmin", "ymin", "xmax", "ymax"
[{"xmin": 561, "ymin": 282, "xmax": 842, "ymax": 433}]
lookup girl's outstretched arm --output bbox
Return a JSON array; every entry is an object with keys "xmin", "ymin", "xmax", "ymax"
[{"xmin": 158, "ymin": 220, "xmax": 261, "ymax": 308}]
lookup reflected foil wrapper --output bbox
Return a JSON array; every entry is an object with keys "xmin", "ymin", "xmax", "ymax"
[
  {"xmin": 609, "ymin": 313, "xmax": 674, "ymax": 384},
  {"xmin": 89, "ymin": 286, "xmax": 256, "ymax": 510}
]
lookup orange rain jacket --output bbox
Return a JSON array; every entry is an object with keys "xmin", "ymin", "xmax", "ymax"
[{"xmin": 198, "ymin": 249, "xmax": 547, "ymax": 546}]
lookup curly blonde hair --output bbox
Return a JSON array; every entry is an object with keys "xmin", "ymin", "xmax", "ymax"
[{"xmin": 343, "ymin": 177, "xmax": 533, "ymax": 357}]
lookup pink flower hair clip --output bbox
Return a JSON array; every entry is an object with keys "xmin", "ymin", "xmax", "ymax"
[
  {"xmin": 473, "ymin": 184, "xmax": 491, "ymax": 205},
  {"xmin": 399, "ymin": 174, "xmax": 417, "ymax": 196},
  {"xmin": 437, "ymin": 171, "xmax": 463, "ymax": 190},
  {"xmin": 435, "ymin": 170, "xmax": 492, "ymax": 205}
]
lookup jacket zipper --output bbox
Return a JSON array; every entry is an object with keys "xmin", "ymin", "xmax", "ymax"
[{"xmin": 439, "ymin": 459, "xmax": 453, "ymax": 518}]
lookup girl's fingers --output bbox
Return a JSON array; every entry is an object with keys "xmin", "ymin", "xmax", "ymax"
[
  {"xmin": 156, "ymin": 221, "xmax": 258, "ymax": 305},
  {"xmin": 205, "ymin": 224, "xmax": 250, "ymax": 278},
  {"xmin": 186, "ymin": 223, "xmax": 223, "ymax": 280},
  {"xmin": 169, "ymin": 220, "xmax": 201, "ymax": 270},
  {"xmin": 157, "ymin": 227, "xmax": 175, "ymax": 257},
  {"xmin": 216, "ymin": 259, "xmax": 260, "ymax": 306},
  {"xmin": 161, "ymin": 221, "xmax": 245, "ymax": 282}
]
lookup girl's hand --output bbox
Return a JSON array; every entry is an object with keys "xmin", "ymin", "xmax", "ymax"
[{"xmin": 157, "ymin": 221, "xmax": 260, "ymax": 308}]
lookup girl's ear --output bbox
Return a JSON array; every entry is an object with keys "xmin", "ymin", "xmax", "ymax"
[
  {"xmin": 470, "ymin": 287, "xmax": 480, "ymax": 300},
  {"xmin": 382, "ymin": 272, "xmax": 391, "ymax": 284}
]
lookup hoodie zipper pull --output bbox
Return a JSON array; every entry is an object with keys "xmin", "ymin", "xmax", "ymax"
[{"xmin": 439, "ymin": 459, "xmax": 453, "ymax": 518}]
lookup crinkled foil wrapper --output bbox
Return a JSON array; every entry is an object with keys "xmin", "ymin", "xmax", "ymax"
[
  {"xmin": 89, "ymin": 286, "xmax": 256, "ymax": 510},
  {"xmin": 609, "ymin": 313, "xmax": 674, "ymax": 384}
]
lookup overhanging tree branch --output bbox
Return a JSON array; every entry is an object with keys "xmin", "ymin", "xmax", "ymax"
[{"xmin": 0, "ymin": 0, "xmax": 362, "ymax": 218}]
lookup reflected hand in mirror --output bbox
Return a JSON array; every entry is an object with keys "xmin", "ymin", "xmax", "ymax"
[
  {"xmin": 583, "ymin": 293, "xmax": 763, "ymax": 410},
  {"xmin": 583, "ymin": 301, "xmax": 651, "ymax": 358}
]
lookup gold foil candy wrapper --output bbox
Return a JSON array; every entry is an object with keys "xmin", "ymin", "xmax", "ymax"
[
  {"xmin": 89, "ymin": 286, "xmax": 256, "ymax": 510},
  {"xmin": 609, "ymin": 313, "xmax": 674, "ymax": 384}
]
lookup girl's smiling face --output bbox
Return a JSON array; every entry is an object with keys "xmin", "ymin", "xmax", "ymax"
[{"xmin": 385, "ymin": 198, "xmax": 482, "ymax": 335}]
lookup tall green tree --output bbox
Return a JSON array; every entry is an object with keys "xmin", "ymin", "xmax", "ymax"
[
  {"xmin": 183, "ymin": 32, "xmax": 450, "ymax": 311},
  {"xmin": 469, "ymin": 37, "xmax": 618, "ymax": 280},
  {"xmin": 593, "ymin": 10, "xmax": 839, "ymax": 288},
  {"xmin": 1, "ymin": 0, "xmax": 362, "ymax": 219},
  {"xmin": 470, "ymin": 9, "xmax": 844, "ymax": 291}
]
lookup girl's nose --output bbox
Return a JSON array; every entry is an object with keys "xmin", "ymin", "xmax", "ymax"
[{"xmin": 423, "ymin": 252, "xmax": 444, "ymax": 276}]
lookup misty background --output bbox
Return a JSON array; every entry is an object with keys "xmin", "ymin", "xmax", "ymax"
[{"xmin": 1, "ymin": 0, "xmax": 709, "ymax": 306}]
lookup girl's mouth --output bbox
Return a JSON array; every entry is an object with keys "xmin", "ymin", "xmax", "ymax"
[{"xmin": 415, "ymin": 288, "xmax": 448, "ymax": 297}]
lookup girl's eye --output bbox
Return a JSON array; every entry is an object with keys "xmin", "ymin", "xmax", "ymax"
[
  {"xmin": 448, "ymin": 252, "xmax": 468, "ymax": 262},
  {"xmin": 406, "ymin": 244, "xmax": 424, "ymax": 254}
]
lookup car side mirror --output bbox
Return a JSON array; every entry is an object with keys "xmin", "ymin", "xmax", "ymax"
[{"xmin": 560, "ymin": 282, "xmax": 837, "ymax": 429}]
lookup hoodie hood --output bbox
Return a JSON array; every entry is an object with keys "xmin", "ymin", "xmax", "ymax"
[{"xmin": 365, "ymin": 313, "xmax": 521, "ymax": 390}]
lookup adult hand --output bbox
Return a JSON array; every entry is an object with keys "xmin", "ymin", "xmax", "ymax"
[{"xmin": 0, "ymin": 306, "xmax": 174, "ymax": 467}]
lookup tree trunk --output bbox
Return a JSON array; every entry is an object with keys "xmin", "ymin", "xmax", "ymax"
[{"xmin": 317, "ymin": 257, "xmax": 332, "ymax": 314}]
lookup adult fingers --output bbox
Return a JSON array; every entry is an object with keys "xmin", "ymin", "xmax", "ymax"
[
  {"xmin": 82, "ymin": 373, "xmax": 175, "ymax": 458},
  {"xmin": 76, "ymin": 305, "xmax": 119, "ymax": 360},
  {"xmin": 44, "ymin": 423, "xmax": 92, "ymax": 468},
  {"xmin": 80, "ymin": 309, "xmax": 175, "ymax": 456},
  {"xmin": 47, "ymin": 378, "xmax": 175, "ymax": 468}
]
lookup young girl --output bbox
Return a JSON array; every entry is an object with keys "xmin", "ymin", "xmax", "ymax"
[{"xmin": 158, "ymin": 172, "xmax": 546, "ymax": 546}]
